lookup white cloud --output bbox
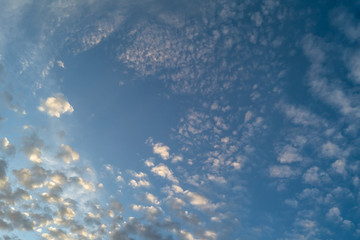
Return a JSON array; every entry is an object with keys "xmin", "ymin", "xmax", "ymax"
[
  {"xmin": 144, "ymin": 159, "xmax": 155, "ymax": 167},
  {"xmin": 203, "ymin": 230, "xmax": 217, "ymax": 240},
  {"xmin": 282, "ymin": 103, "xmax": 321, "ymax": 126},
  {"xmin": 278, "ymin": 145, "xmax": 302, "ymax": 163},
  {"xmin": 145, "ymin": 193, "xmax": 160, "ymax": 205},
  {"xmin": 0, "ymin": 137, "xmax": 15, "ymax": 156},
  {"xmin": 244, "ymin": 111, "xmax": 253, "ymax": 123},
  {"xmin": 151, "ymin": 164, "xmax": 178, "ymax": 183},
  {"xmin": 284, "ymin": 199, "xmax": 298, "ymax": 208},
  {"xmin": 153, "ymin": 143, "xmax": 170, "ymax": 160},
  {"xmin": 129, "ymin": 179, "xmax": 150, "ymax": 188},
  {"xmin": 207, "ymin": 174, "xmax": 226, "ymax": 184},
  {"xmin": 269, "ymin": 165, "xmax": 296, "ymax": 178},
  {"xmin": 131, "ymin": 205, "xmax": 161, "ymax": 220},
  {"xmin": 326, "ymin": 207, "xmax": 343, "ymax": 222},
  {"xmin": 172, "ymin": 155, "xmax": 183, "ymax": 163},
  {"xmin": 303, "ymin": 166, "xmax": 330, "ymax": 185},
  {"xmin": 57, "ymin": 60, "xmax": 65, "ymax": 69},
  {"xmin": 130, "ymin": 171, "xmax": 147, "ymax": 179},
  {"xmin": 321, "ymin": 142, "xmax": 340, "ymax": 158},
  {"xmin": 38, "ymin": 94, "xmax": 74, "ymax": 118},
  {"xmin": 185, "ymin": 191, "xmax": 209, "ymax": 207},
  {"xmin": 179, "ymin": 230, "xmax": 195, "ymax": 240},
  {"xmin": 331, "ymin": 159, "xmax": 346, "ymax": 175}
]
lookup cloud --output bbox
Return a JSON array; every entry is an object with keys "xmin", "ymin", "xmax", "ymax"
[
  {"xmin": 0, "ymin": 137, "xmax": 15, "ymax": 156},
  {"xmin": 303, "ymin": 166, "xmax": 330, "ymax": 185},
  {"xmin": 151, "ymin": 164, "xmax": 178, "ymax": 183},
  {"xmin": 153, "ymin": 143, "xmax": 170, "ymax": 160},
  {"xmin": 331, "ymin": 7, "xmax": 360, "ymax": 41},
  {"xmin": 13, "ymin": 166, "xmax": 48, "ymax": 189},
  {"xmin": 21, "ymin": 133, "xmax": 44, "ymax": 164},
  {"xmin": 184, "ymin": 191, "xmax": 213, "ymax": 210},
  {"xmin": 38, "ymin": 94, "xmax": 74, "ymax": 118},
  {"xmin": 207, "ymin": 174, "xmax": 226, "ymax": 184},
  {"xmin": 145, "ymin": 192, "xmax": 160, "ymax": 205},
  {"xmin": 57, "ymin": 60, "xmax": 65, "ymax": 68},
  {"xmin": 278, "ymin": 145, "xmax": 302, "ymax": 163},
  {"xmin": 331, "ymin": 159, "xmax": 346, "ymax": 175},
  {"xmin": 302, "ymin": 34, "xmax": 360, "ymax": 118},
  {"xmin": 129, "ymin": 179, "xmax": 150, "ymax": 188},
  {"xmin": 347, "ymin": 51, "xmax": 360, "ymax": 84},
  {"xmin": 2, "ymin": 91, "xmax": 26, "ymax": 115},
  {"xmin": 269, "ymin": 165, "xmax": 297, "ymax": 178},
  {"xmin": 131, "ymin": 205, "xmax": 161, "ymax": 220},
  {"xmin": 321, "ymin": 142, "xmax": 340, "ymax": 158},
  {"xmin": 281, "ymin": 103, "xmax": 321, "ymax": 126},
  {"xmin": 57, "ymin": 144, "xmax": 79, "ymax": 164},
  {"xmin": 326, "ymin": 207, "xmax": 343, "ymax": 222}
]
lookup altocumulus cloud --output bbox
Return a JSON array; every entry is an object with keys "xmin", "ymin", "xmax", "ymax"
[{"xmin": 38, "ymin": 94, "xmax": 74, "ymax": 118}]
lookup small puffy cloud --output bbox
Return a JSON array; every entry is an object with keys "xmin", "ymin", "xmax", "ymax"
[
  {"xmin": 57, "ymin": 144, "xmax": 79, "ymax": 164},
  {"xmin": 131, "ymin": 205, "xmax": 161, "ymax": 220},
  {"xmin": 321, "ymin": 142, "xmax": 340, "ymax": 158},
  {"xmin": 57, "ymin": 60, "xmax": 65, "ymax": 69},
  {"xmin": 326, "ymin": 207, "xmax": 343, "ymax": 222},
  {"xmin": 129, "ymin": 171, "xmax": 147, "ymax": 178},
  {"xmin": 172, "ymin": 155, "xmax": 183, "ymax": 163},
  {"xmin": 145, "ymin": 192, "xmax": 160, "ymax": 205},
  {"xmin": 303, "ymin": 166, "xmax": 330, "ymax": 185},
  {"xmin": 284, "ymin": 198, "xmax": 298, "ymax": 208},
  {"xmin": 207, "ymin": 174, "xmax": 226, "ymax": 184},
  {"xmin": 0, "ymin": 137, "xmax": 15, "ymax": 156},
  {"xmin": 282, "ymin": 104, "xmax": 320, "ymax": 126},
  {"xmin": 151, "ymin": 164, "xmax": 178, "ymax": 183},
  {"xmin": 13, "ymin": 166, "xmax": 48, "ymax": 189},
  {"xmin": 38, "ymin": 94, "xmax": 74, "ymax": 118},
  {"xmin": 129, "ymin": 179, "xmax": 150, "ymax": 188},
  {"xmin": 77, "ymin": 177, "xmax": 95, "ymax": 191},
  {"xmin": 331, "ymin": 159, "xmax": 346, "ymax": 175},
  {"xmin": 145, "ymin": 159, "xmax": 155, "ymax": 167},
  {"xmin": 278, "ymin": 145, "xmax": 302, "ymax": 163},
  {"xmin": 104, "ymin": 164, "xmax": 114, "ymax": 174},
  {"xmin": 167, "ymin": 197, "xmax": 185, "ymax": 210},
  {"xmin": 42, "ymin": 227, "xmax": 71, "ymax": 240},
  {"xmin": 269, "ymin": 165, "xmax": 296, "ymax": 178},
  {"xmin": 203, "ymin": 230, "xmax": 217, "ymax": 240},
  {"xmin": 187, "ymin": 191, "xmax": 208, "ymax": 205},
  {"xmin": 172, "ymin": 185, "xmax": 184, "ymax": 193},
  {"xmin": 179, "ymin": 230, "xmax": 194, "ymax": 240},
  {"xmin": 244, "ymin": 111, "xmax": 253, "ymax": 123},
  {"xmin": 153, "ymin": 143, "xmax": 170, "ymax": 160}
]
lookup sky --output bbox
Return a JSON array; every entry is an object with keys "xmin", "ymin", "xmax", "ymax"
[{"xmin": 0, "ymin": 0, "xmax": 359, "ymax": 239}]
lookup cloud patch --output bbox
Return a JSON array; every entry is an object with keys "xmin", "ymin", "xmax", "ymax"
[
  {"xmin": 38, "ymin": 94, "xmax": 74, "ymax": 118},
  {"xmin": 57, "ymin": 144, "xmax": 79, "ymax": 164}
]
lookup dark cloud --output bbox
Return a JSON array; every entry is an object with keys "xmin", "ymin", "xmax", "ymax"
[
  {"xmin": 2, "ymin": 91, "xmax": 26, "ymax": 115},
  {"xmin": 13, "ymin": 166, "xmax": 49, "ymax": 189},
  {"xmin": 21, "ymin": 132, "xmax": 45, "ymax": 164}
]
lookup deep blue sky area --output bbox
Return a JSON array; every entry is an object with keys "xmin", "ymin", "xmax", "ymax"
[{"xmin": 0, "ymin": 0, "xmax": 359, "ymax": 239}]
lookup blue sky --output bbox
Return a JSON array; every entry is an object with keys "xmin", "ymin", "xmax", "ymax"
[{"xmin": 0, "ymin": 0, "xmax": 359, "ymax": 239}]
